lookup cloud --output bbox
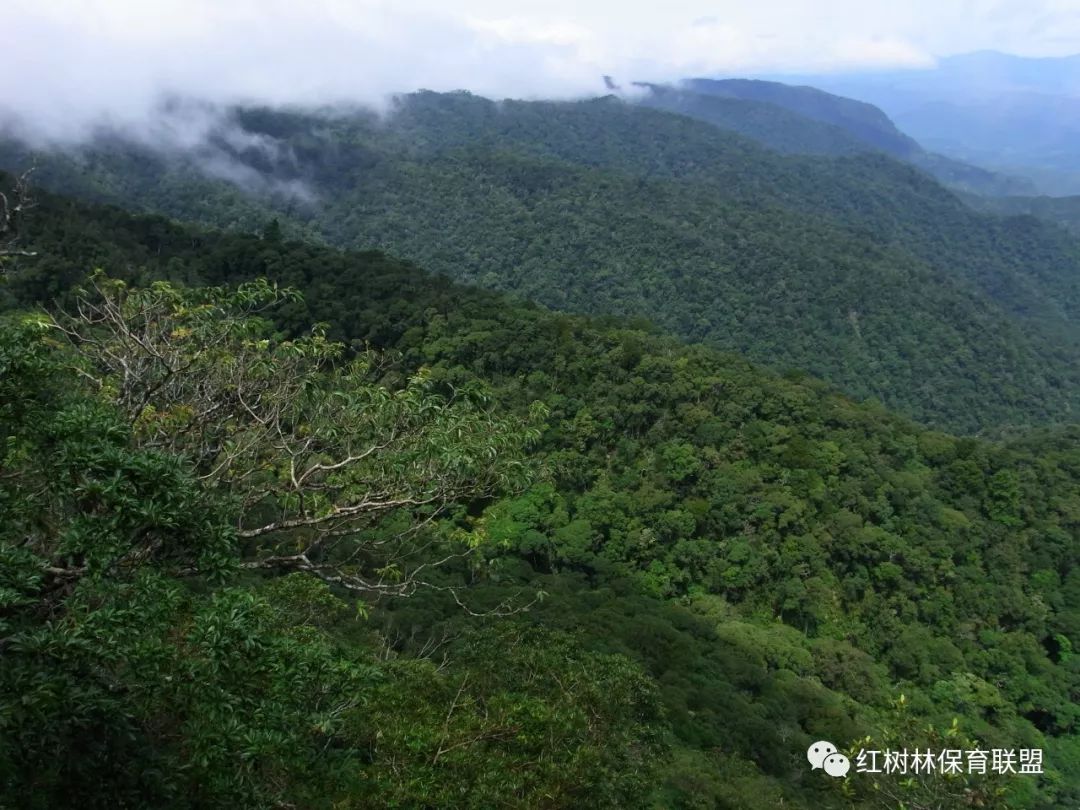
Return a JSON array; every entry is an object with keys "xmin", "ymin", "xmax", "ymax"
[
  {"xmin": 3, "ymin": 0, "xmax": 607, "ymax": 143},
  {"xmin": 2, "ymin": 0, "xmax": 1078, "ymax": 143},
  {"xmin": 831, "ymin": 38, "xmax": 937, "ymax": 70}
]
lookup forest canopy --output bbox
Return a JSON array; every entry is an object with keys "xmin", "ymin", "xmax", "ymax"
[
  {"xmin": 8, "ymin": 94, "xmax": 1080, "ymax": 433},
  {"xmin": 2, "ymin": 187, "xmax": 1079, "ymax": 808}
]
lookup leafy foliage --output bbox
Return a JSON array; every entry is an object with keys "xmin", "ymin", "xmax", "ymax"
[
  {"xmin": 2, "ymin": 294, "xmax": 643, "ymax": 808},
  {"xmin": 42, "ymin": 273, "xmax": 544, "ymax": 597},
  {"xmin": 3, "ymin": 152, "xmax": 1080, "ymax": 807},
  {"xmin": 351, "ymin": 625, "xmax": 666, "ymax": 808},
  {"xmin": 6, "ymin": 91, "xmax": 1080, "ymax": 432}
]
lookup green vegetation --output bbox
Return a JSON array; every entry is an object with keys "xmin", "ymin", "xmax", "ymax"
[
  {"xmin": 966, "ymin": 191, "xmax": 1080, "ymax": 235},
  {"xmin": 6, "ymin": 91, "xmax": 1080, "ymax": 434},
  {"xmin": 3, "ymin": 188, "xmax": 1079, "ymax": 807},
  {"xmin": 0, "ymin": 274, "xmax": 653, "ymax": 809},
  {"xmin": 681, "ymin": 78, "xmax": 921, "ymax": 157},
  {"xmin": 636, "ymin": 82, "xmax": 885, "ymax": 157},
  {"xmin": 669, "ymin": 78, "xmax": 1034, "ymax": 195}
]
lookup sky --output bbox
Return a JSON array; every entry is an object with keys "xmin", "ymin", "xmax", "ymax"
[{"xmin": 5, "ymin": 0, "xmax": 1080, "ymax": 141}]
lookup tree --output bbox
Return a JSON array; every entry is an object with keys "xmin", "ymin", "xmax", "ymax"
[
  {"xmin": 833, "ymin": 696, "xmax": 1013, "ymax": 810},
  {"xmin": 1, "ymin": 294, "xmax": 665, "ymax": 808},
  {"xmin": 352, "ymin": 625, "xmax": 667, "ymax": 808},
  {"xmin": 41, "ymin": 273, "xmax": 546, "ymax": 602},
  {"xmin": 261, "ymin": 217, "xmax": 283, "ymax": 243},
  {"xmin": 0, "ymin": 167, "xmax": 35, "ymax": 265}
]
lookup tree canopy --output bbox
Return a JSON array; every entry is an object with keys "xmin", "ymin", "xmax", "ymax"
[
  {"xmin": 7, "ymin": 92, "xmax": 1080, "ymax": 432},
  {"xmin": 3, "ymin": 190, "xmax": 1079, "ymax": 807}
]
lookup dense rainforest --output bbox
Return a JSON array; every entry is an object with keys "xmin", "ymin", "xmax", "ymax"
[
  {"xmin": 6, "ymin": 91, "xmax": 1080, "ymax": 434},
  {"xmin": 966, "ymin": 192, "xmax": 1080, "ymax": 236},
  {"xmin": 640, "ymin": 79, "xmax": 1033, "ymax": 195},
  {"xmin": 2, "ymin": 185, "xmax": 1079, "ymax": 808}
]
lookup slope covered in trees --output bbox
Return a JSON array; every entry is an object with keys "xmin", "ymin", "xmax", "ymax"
[
  {"xmin": 650, "ymin": 79, "xmax": 1034, "ymax": 195},
  {"xmin": 761, "ymin": 51, "xmax": 1080, "ymax": 195},
  {"xmin": 3, "ymin": 188, "xmax": 1079, "ymax": 808},
  {"xmin": 966, "ymin": 191, "xmax": 1080, "ymax": 235},
  {"xmin": 0, "ymin": 285, "xmax": 656, "ymax": 809},
  {"xmin": 4, "ymin": 92, "xmax": 1080, "ymax": 434},
  {"xmin": 681, "ymin": 78, "xmax": 922, "ymax": 156},
  {"xmin": 635, "ymin": 82, "xmax": 885, "ymax": 157}
]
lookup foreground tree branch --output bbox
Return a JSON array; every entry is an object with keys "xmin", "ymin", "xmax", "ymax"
[{"xmin": 46, "ymin": 273, "xmax": 546, "ymax": 605}]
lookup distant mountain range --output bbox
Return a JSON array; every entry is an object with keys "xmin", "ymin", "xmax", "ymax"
[
  {"xmin": 759, "ymin": 51, "xmax": 1080, "ymax": 195},
  {"xmin": 634, "ymin": 77, "xmax": 1035, "ymax": 196},
  {"xmin": 5, "ymin": 88, "xmax": 1080, "ymax": 432},
  {"xmin": 965, "ymin": 191, "xmax": 1080, "ymax": 235}
]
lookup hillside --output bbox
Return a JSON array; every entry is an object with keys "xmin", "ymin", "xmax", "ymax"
[
  {"xmin": 683, "ymin": 77, "xmax": 921, "ymax": 156},
  {"xmin": 768, "ymin": 51, "xmax": 1080, "ymax": 195},
  {"xmin": 966, "ymin": 192, "xmax": 1080, "ymax": 235},
  {"xmin": 635, "ymin": 82, "xmax": 878, "ymax": 156},
  {"xmin": 662, "ymin": 78, "xmax": 1034, "ymax": 195},
  {"xmin": 4, "ymin": 93, "xmax": 1080, "ymax": 434},
  {"xmin": 3, "ymin": 185, "xmax": 1080, "ymax": 808}
]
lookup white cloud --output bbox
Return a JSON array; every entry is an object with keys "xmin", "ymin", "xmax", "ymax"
[
  {"xmin": 2, "ymin": 0, "xmax": 1077, "ymax": 141},
  {"xmin": 831, "ymin": 38, "xmax": 937, "ymax": 70}
]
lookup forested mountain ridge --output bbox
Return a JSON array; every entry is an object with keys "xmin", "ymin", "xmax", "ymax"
[
  {"xmin": 645, "ymin": 78, "xmax": 1034, "ymax": 195},
  {"xmin": 682, "ymin": 78, "xmax": 920, "ymax": 156},
  {"xmin": 5, "ymin": 91, "xmax": 1080, "ymax": 434},
  {"xmin": 6, "ymin": 95, "xmax": 1080, "ymax": 434},
  {"xmin": 634, "ymin": 82, "xmax": 881, "ymax": 155},
  {"xmin": 760, "ymin": 51, "xmax": 1080, "ymax": 195},
  {"xmin": 3, "ymin": 186, "xmax": 1080, "ymax": 807},
  {"xmin": 967, "ymin": 191, "xmax": 1080, "ymax": 235}
]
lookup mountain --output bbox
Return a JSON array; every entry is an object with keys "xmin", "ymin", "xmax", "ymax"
[
  {"xmin": 633, "ymin": 81, "xmax": 893, "ymax": 157},
  {"xmin": 681, "ymin": 78, "xmax": 921, "ymax": 156},
  {"xmin": 4, "ymin": 181, "xmax": 1080, "ymax": 808},
  {"xmin": 771, "ymin": 51, "xmax": 1080, "ymax": 110},
  {"xmin": 893, "ymin": 95, "xmax": 1080, "ymax": 195},
  {"xmin": 765, "ymin": 51, "xmax": 1080, "ymax": 195},
  {"xmin": 933, "ymin": 50, "xmax": 1080, "ymax": 95},
  {"xmin": 966, "ymin": 192, "xmax": 1080, "ymax": 235},
  {"xmin": 660, "ymin": 78, "xmax": 1034, "ymax": 195},
  {"xmin": 4, "ymin": 91, "xmax": 1080, "ymax": 434}
]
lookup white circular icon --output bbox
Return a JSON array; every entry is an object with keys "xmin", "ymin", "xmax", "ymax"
[
  {"xmin": 807, "ymin": 740, "xmax": 837, "ymax": 770},
  {"xmin": 823, "ymin": 752, "xmax": 851, "ymax": 777}
]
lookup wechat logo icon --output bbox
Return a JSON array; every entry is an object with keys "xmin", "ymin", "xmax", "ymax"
[{"xmin": 808, "ymin": 741, "xmax": 850, "ymax": 777}]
